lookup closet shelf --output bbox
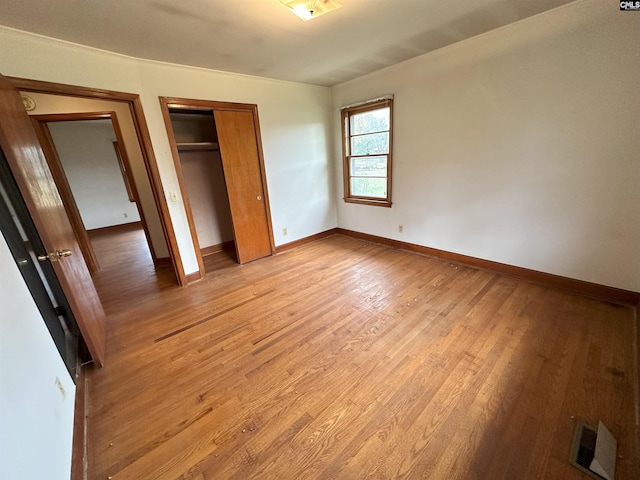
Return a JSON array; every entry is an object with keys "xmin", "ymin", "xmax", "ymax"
[{"xmin": 176, "ymin": 142, "xmax": 219, "ymax": 152}]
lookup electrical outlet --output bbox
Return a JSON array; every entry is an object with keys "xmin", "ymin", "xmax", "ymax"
[
  {"xmin": 398, "ymin": 225, "xmax": 403, "ymax": 233},
  {"xmin": 169, "ymin": 191, "xmax": 179, "ymax": 203},
  {"xmin": 283, "ymin": 228, "xmax": 288, "ymax": 236}
]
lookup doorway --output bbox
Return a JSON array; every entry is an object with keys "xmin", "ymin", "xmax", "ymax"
[
  {"xmin": 31, "ymin": 112, "xmax": 155, "ymax": 278},
  {"xmin": 160, "ymin": 97, "xmax": 275, "ymax": 282},
  {"xmin": 169, "ymin": 110, "xmax": 236, "ymax": 272},
  {"xmin": 10, "ymin": 76, "xmax": 186, "ymax": 286}
]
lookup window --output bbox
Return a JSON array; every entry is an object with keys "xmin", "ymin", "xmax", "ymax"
[{"xmin": 341, "ymin": 98, "xmax": 393, "ymax": 207}]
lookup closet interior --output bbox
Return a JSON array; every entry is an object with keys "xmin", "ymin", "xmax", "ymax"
[{"xmin": 169, "ymin": 109, "xmax": 236, "ymax": 268}]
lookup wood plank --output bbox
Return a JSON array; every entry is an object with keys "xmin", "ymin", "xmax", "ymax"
[
  {"xmin": 337, "ymin": 228, "xmax": 640, "ymax": 306},
  {"xmin": 83, "ymin": 229, "xmax": 639, "ymax": 479}
]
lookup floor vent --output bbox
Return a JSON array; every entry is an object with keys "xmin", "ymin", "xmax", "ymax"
[{"xmin": 569, "ymin": 421, "xmax": 617, "ymax": 480}]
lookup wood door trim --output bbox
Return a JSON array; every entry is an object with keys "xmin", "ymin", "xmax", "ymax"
[
  {"xmin": 159, "ymin": 96, "xmax": 276, "ymax": 266},
  {"xmin": 109, "ymin": 114, "xmax": 141, "ymax": 211},
  {"xmin": 250, "ymin": 108, "xmax": 276, "ymax": 254},
  {"xmin": 8, "ymin": 76, "xmax": 139, "ymax": 102},
  {"xmin": 30, "ymin": 119, "xmax": 100, "ymax": 274},
  {"xmin": 161, "ymin": 96, "xmax": 260, "ymax": 112},
  {"xmin": 159, "ymin": 98, "xmax": 206, "ymax": 282},
  {"xmin": 7, "ymin": 76, "xmax": 186, "ymax": 286},
  {"xmin": 29, "ymin": 111, "xmax": 113, "ymax": 122},
  {"xmin": 129, "ymin": 96, "xmax": 186, "ymax": 285}
]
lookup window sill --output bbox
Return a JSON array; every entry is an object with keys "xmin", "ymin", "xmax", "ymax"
[{"xmin": 344, "ymin": 197, "xmax": 392, "ymax": 208}]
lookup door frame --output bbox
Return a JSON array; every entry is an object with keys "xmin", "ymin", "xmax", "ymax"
[
  {"xmin": 31, "ymin": 111, "xmax": 157, "ymax": 276},
  {"xmin": 159, "ymin": 97, "xmax": 276, "ymax": 282},
  {"xmin": 8, "ymin": 77, "xmax": 187, "ymax": 285}
]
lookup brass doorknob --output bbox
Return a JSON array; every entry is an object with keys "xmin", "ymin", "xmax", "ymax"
[{"xmin": 38, "ymin": 249, "xmax": 73, "ymax": 262}]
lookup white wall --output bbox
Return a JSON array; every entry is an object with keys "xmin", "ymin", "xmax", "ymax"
[
  {"xmin": 0, "ymin": 235, "xmax": 76, "ymax": 480},
  {"xmin": 332, "ymin": 0, "xmax": 640, "ymax": 292},
  {"xmin": 170, "ymin": 114, "xmax": 234, "ymax": 250},
  {"xmin": 0, "ymin": 26, "xmax": 336, "ymax": 275},
  {"xmin": 136, "ymin": 61, "xmax": 335, "ymax": 272},
  {"xmin": 48, "ymin": 120, "xmax": 141, "ymax": 230},
  {"xmin": 180, "ymin": 150, "xmax": 234, "ymax": 248}
]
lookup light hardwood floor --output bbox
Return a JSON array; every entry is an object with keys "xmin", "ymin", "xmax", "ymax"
[{"xmin": 85, "ymin": 227, "xmax": 639, "ymax": 479}]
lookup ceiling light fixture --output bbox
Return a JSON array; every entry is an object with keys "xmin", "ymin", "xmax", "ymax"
[{"xmin": 278, "ymin": 0, "xmax": 342, "ymax": 21}]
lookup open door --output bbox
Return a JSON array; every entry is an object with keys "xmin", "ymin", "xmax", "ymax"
[
  {"xmin": 0, "ymin": 74, "xmax": 106, "ymax": 366},
  {"xmin": 214, "ymin": 110, "xmax": 273, "ymax": 264},
  {"xmin": 31, "ymin": 115, "xmax": 101, "ymax": 275}
]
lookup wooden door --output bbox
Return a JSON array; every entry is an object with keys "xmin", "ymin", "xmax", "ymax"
[
  {"xmin": 214, "ymin": 110, "xmax": 273, "ymax": 264},
  {"xmin": 31, "ymin": 118, "xmax": 101, "ymax": 275},
  {"xmin": 0, "ymin": 151, "xmax": 81, "ymax": 376},
  {"xmin": 0, "ymin": 74, "xmax": 106, "ymax": 366}
]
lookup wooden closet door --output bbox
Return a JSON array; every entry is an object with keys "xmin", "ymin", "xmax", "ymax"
[{"xmin": 214, "ymin": 110, "xmax": 273, "ymax": 264}]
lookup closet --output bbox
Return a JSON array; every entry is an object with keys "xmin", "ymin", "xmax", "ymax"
[
  {"xmin": 170, "ymin": 110, "xmax": 235, "ymax": 259},
  {"xmin": 162, "ymin": 99, "xmax": 275, "ymax": 280}
]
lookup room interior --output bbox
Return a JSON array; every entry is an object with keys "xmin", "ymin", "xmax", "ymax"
[{"xmin": 0, "ymin": 0, "xmax": 638, "ymax": 479}]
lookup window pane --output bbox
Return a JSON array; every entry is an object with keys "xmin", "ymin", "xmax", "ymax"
[
  {"xmin": 341, "ymin": 98, "xmax": 393, "ymax": 206},
  {"xmin": 351, "ymin": 177, "xmax": 387, "ymax": 198},
  {"xmin": 350, "ymin": 107, "xmax": 390, "ymax": 135},
  {"xmin": 351, "ymin": 132, "xmax": 389, "ymax": 155},
  {"xmin": 350, "ymin": 156, "xmax": 387, "ymax": 177}
]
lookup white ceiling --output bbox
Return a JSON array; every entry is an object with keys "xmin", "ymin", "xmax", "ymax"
[{"xmin": 0, "ymin": 0, "xmax": 576, "ymax": 86}]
